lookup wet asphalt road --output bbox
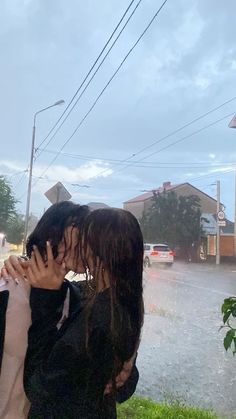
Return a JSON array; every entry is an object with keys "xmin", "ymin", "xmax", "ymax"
[{"xmin": 136, "ymin": 261, "xmax": 236, "ymax": 418}]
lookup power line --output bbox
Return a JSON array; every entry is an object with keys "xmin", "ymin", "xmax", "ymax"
[
  {"xmin": 28, "ymin": 108, "xmax": 235, "ymax": 197},
  {"xmin": 8, "ymin": 170, "xmax": 27, "ymax": 179},
  {"xmin": 36, "ymin": 147, "xmax": 236, "ymax": 168},
  {"xmin": 17, "ymin": 167, "xmax": 235, "ymax": 203},
  {"xmin": 13, "ymin": 170, "xmax": 29, "ymax": 189},
  {"xmin": 30, "ymin": 111, "xmax": 234, "ymax": 194},
  {"xmin": 107, "ymin": 111, "xmax": 235, "ymax": 176},
  {"xmin": 94, "ymin": 97, "xmax": 236, "ymax": 177},
  {"xmin": 35, "ymin": 0, "xmax": 140, "ymax": 155},
  {"xmin": 140, "ymin": 113, "xmax": 234, "ymax": 158},
  {"xmin": 123, "ymin": 96, "xmax": 236, "ymax": 162},
  {"xmin": 0, "ymin": 169, "xmax": 28, "ymax": 181},
  {"xmin": 24, "ymin": 163, "xmax": 236, "ymax": 193},
  {"xmin": 188, "ymin": 167, "xmax": 235, "ymax": 183},
  {"xmin": 31, "ymin": 0, "xmax": 168, "ymax": 187}
]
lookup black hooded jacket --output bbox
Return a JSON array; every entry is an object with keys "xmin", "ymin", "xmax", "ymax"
[{"xmin": 23, "ymin": 280, "xmax": 139, "ymax": 419}]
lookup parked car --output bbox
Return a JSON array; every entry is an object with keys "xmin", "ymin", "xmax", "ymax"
[{"xmin": 143, "ymin": 243, "xmax": 174, "ymax": 267}]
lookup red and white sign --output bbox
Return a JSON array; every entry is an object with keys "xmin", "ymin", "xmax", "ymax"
[{"xmin": 217, "ymin": 211, "xmax": 225, "ymax": 221}]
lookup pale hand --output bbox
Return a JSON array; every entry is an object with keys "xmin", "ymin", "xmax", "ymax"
[
  {"xmin": 26, "ymin": 242, "xmax": 66, "ymax": 289},
  {"xmin": 1, "ymin": 255, "xmax": 29, "ymax": 281},
  {"xmin": 103, "ymin": 355, "xmax": 135, "ymax": 395}
]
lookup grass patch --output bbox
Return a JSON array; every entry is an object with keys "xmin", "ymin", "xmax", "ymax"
[{"xmin": 117, "ymin": 396, "xmax": 218, "ymax": 419}]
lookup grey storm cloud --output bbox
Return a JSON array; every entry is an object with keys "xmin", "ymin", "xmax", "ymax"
[{"xmin": 0, "ymin": 0, "xmax": 235, "ymax": 218}]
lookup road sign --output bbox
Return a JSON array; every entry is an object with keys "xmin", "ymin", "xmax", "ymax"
[
  {"xmin": 218, "ymin": 220, "xmax": 226, "ymax": 227},
  {"xmin": 217, "ymin": 211, "xmax": 225, "ymax": 221},
  {"xmin": 45, "ymin": 182, "xmax": 71, "ymax": 204},
  {"xmin": 228, "ymin": 114, "xmax": 236, "ymax": 128}
]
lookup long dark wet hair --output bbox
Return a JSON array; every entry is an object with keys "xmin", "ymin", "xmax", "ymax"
[
  {"xmin": 26, "ymin": 201, "xmax": 89, "ymax": 259},
  {"xmin": 79, "ymin": 208, "xmax": 144, "ymax": 362}
]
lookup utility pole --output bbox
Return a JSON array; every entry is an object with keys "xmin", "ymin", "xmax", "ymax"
[
  {"xmin": 228, "ymin": 116, "xmax": 236, "ymax": 258},
  {"xmin": 234, "ymin": 168, "xmax": 236, "ymax": 258},
  {"xmin": 216, "ymin": 180, "xmax": 220, "ymax": 265},
  {"xmin": 22, "ymin": 121, "xmax": 36, "ymax": 256}
]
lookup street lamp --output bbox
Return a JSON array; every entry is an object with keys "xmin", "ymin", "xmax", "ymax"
[
  {"xmin": 228, "ymin": 114, "xmax": 236, "ymax": 258},
  {"xmin": 22, "ymin": 99, "xmax": 65, "ymax": 254}
]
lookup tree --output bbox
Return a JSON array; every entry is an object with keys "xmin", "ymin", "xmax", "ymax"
[
  {"xmin": 6, "ymin": 214, "xmax": 25, "ymax": 245},
  {"xmin": 147, "ymin": 191, "xmax": 178, "ymax": 247},
  {"xmin": 139, "ymin": 190, "xmax": 203, "ymax": 257},
  {"xmin": 176, "ymin": 194, "xmax": 202, "ymax": 254},
  {"xmin": 0, "ymin": 176, "xmax": 17, "ymax": 232}
]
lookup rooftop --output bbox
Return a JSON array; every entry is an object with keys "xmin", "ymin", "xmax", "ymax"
[
  {"xmin": 87, "ymin": 202, "xmax": 110, "ymax": 210},
  {"xmin": 124, "ymin": 182, "xmax": 184, "ymax": 204},
  {"xmin": 123, "ymin": 181, "xmax": 218, "ymax": 205}
]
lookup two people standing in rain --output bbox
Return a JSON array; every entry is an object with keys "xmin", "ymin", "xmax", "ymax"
[{"xmin": 0, "ymin": 201, "xmax": 144, "ymax": 418}]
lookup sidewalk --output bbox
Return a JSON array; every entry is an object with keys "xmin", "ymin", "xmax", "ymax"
[{"xmin": 169, "ymin": 260, "xmax": 236, "ymax": 274}]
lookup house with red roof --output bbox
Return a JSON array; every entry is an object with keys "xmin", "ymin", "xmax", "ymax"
[{"xmin": 123, "ymin": 181, "xmax": 217, "ymax": 220}]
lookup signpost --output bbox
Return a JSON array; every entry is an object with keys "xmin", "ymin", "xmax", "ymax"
[
  {"xmin": 217, "ymin": 210, "xmax": 226, "ymax": 227},
  {"xmin": 45, "ymin": 182, "xmax": 71, "ymax": 204},
  {"xmin": 217, "ymin": 210, "xmax": 225, "ymax": 220},
  {"xmin": 218, "ymin": 220, "xmax": 226, "ymax": 227},
  {"xmin": 216, "ymin": 181, "xmax": 220, "ymax": 265}
]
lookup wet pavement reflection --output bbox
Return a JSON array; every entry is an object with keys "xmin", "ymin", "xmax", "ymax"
[{"xmin": 137, "ymin": 261, "xmax": 236, "ymax": 418}]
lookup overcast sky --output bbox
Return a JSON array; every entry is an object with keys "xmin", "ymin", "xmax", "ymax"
[{"xmin": 1, "ymin": 0, "xmax": 236, "ymax": 220}]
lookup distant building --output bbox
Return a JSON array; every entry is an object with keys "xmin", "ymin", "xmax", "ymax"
[
  {"xmin": 201, "ymin": 213, "xmax": 235, "ymax": 258},
  {"xmin": 123, "ymin": 181, "xmax": 218, "ymax": 220},
  {"xmin": 201, "ymin": 213, "xmax": 234, "ymax": 236},
  {"xmin": 87, "ymin": 202, "xmax": 110, "ymax": 211}
]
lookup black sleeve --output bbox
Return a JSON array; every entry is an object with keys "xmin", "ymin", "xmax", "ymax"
[
  {"xmin": 0, "ymin": 290, "xmax": 9, "ymax": 373},
  {"xmin": 29, "ymin": 282, "xmax": 68, "ymax": 324},
  {"xmin": 24, "ymin": 292, "xmax": 114, "ymax": 412},
  {"xmin": 116, "ymin": 363, "xmax": 139, "ymax": 403},
  {"xmin": 23, "ymin": 284, "xmax": 71, "ymax": 405}
]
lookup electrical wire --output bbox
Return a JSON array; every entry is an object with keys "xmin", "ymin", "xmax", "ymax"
[
  {"xmin": 104, "ymin": 112, "xmax": 235, "ymax": 176},
  {"xmin": 188, "ymin": 167, "xmax": 235, "ymax": 183},
  {"xmin": 36, "ymin": 147, "xmax": 236, "ymax": 169},
  {"xmin": 30, "ymin": 110, "xmax": 234, "ymax": 195},
  {"xmin": 121, "ymin": 96, "xmax": 236, "ymax": 162},
  {"xmin": 35, "ymin": 0, "xmax": 140, "ymax": 154},
  {"xmin": 32, "ymin": 0, "xmax": 169, "ymax": 186},
  {"xmin": 13, "ymin": 170, "xmax": 29, "ymax": 189},
  {"xmin": 26, "ymin": 109, "xmax": 235, "ymax": 200}
]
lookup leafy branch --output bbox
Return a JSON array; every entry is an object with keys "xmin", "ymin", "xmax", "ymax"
[{"xmin": 220, "ymin": 297, "xmax": 236, "ymax": 355}]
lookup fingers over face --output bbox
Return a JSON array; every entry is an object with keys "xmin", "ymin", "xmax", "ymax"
[
  {"xmin": 1, "ymin": 267, "xmax": 9, "ymax": 279},
  {"xmin": 19, "ymin": 259, "xmax": 30, "ymax": 271},
  {"xmin": 4, "ymin": 255, "xmax": 25, "ymax": 279},
  {"xmin": 32, "ymin": 246, "xmax": 45, "ymax": 271},
  {"xmin": 27, "ymin": 266, "xmax": 37, "ymax": 287},
  {"xmin": 29, "ymin": 252, "xmax": 41, "ymax": 278},
  {"xmin": 46, "ymin": 241, "xmax": 54, "ymax": 269}
]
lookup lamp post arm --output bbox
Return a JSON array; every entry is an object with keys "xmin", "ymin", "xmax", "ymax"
[{"xmin": 22, "ymin": 99, "xmax": 65, "ymax": 254}]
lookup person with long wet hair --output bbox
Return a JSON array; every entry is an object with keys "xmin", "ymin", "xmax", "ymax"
[
  {"xmin": 1, "ymin": 205, "xmax": 141, "ymax": 418},
  {"xmin": 23, "ymin": 208, "xmax": 144, "ymax": 418},
  {"xmin": 0, "ymin": 201, "xmax": 90, "ymax": 419}
]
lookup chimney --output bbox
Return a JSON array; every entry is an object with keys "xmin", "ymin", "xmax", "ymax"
[{"xmin": 163, "ymin": 181, "xmax": 171, "ymax": 189}]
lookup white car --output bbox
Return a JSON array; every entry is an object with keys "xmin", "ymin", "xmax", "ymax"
[{"xmin": 143, "ymin": 243, "xmax": 174, "ymax": 267}]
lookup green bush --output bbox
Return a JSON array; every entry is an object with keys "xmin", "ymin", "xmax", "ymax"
[
  {"xmin": 117, "ymin": 396, "xmax": 217, "ymax": 419},
  {"xmin": 221, "ymin": 297, "xmax": 236, "ymax": 355}
]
